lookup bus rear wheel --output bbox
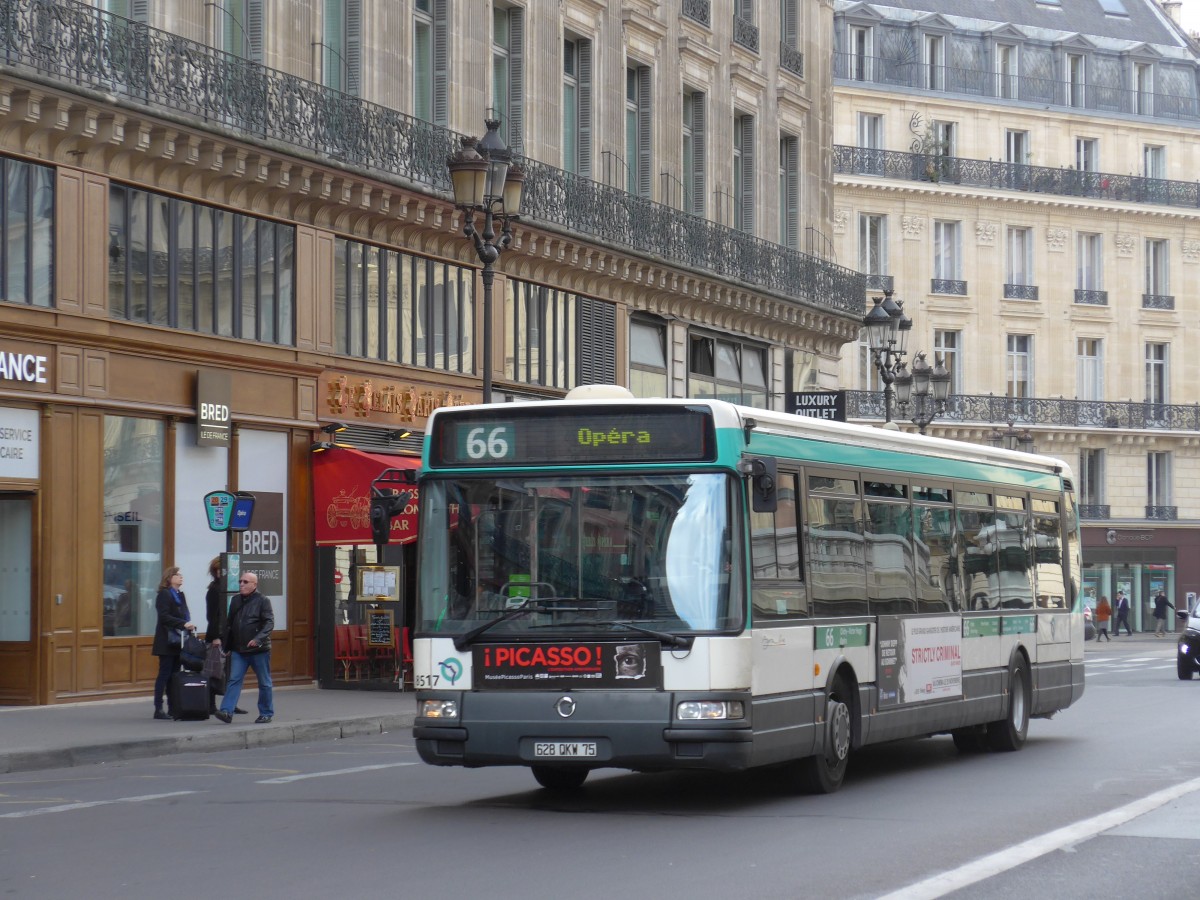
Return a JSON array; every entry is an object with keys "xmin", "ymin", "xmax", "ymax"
[
  {"xmin": 531, "ymin": 766, "xmax": 589, "ymax": 791},
  {"xmin": 986, "ymin": 659, "xmax": 1030, "ymax": 752},
  {"xmin": 797, "ymin": 686, "xmax": 852, "ymax": 794}
]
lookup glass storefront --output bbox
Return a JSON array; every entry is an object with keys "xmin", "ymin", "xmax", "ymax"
[
  {"xmin": 0, "ymin": 495, "xmax": 33, "ymax": 641},
  {"xmin": 1082, "ymin": 554, "xmax": 1176, "ymax": 634}
]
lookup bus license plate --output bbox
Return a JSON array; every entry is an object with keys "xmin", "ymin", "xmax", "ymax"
[{"xmin": 533, "ymin": 741, "xmax": 597, "ymax": 758}]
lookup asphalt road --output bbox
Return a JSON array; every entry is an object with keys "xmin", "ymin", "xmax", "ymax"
[{"xmin": 1, "ymin": 640, "xmax": 1195, "ymax": 900}]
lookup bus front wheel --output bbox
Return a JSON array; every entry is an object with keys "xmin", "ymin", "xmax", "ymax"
[
  {"xmin": 531, "ymin": 766, "xmax": 589, "ymax": 791},
  {"xmin": 797, "ymin": 684, "xmax": 852, "ymax": 794},
  {"xmin": 986, "ymin": 659, "xmax": 1030, "ymax": 752}
]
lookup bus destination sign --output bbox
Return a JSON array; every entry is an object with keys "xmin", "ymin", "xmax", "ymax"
[{"xmin": 432, "ymin": 407, "xmax": 715, "ymax": 467}]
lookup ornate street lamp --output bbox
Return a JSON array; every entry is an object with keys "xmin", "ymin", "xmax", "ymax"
[
  {"xmin": 447, "ymin": 117, "xmax": 525, "ymax": 404},
  {"xmin": 861, "ymin": 289, "xmax": 912, "ymax": 423},
  {"xmin": 989, "ymin": 420, "xmax": 1036, "ymax": 453},
  {"xmin": 895, "ymin": 351, "xmax": 951, "ymax": 434}
]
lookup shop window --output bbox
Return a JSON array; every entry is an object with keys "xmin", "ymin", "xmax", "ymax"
[
  {"xmin": 0, "ymin": 496, "xmax": 33, "ymax": 641},
  {"xmin": 688, "ymin": 332, "xmax": 768, "ymax": 407},
  {"xmin": 505, "ymin": 279, "xmax": 616, "ymax": 389},
  {"xmin": 103, "ymin": 416, "xmax": 164, "ymax": 638},
  {"xmin": 1, "ymin": 156, "xmax": 54, "ymax": 309},
  {"xmin": 237, "ymin": 430, "xmax": 289, "ymax": 625},
  {"xmin": 629, "ymin": 317, "xmax": 668, "ymax": 398}
]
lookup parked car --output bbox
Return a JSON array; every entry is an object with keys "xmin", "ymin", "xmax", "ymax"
[{"xmin": 1178, "ymin": 605, "xmax": 1200, "ymax": 680}]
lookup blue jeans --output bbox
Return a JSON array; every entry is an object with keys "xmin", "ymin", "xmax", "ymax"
[{"xmin": 221, "ymin": 650, "xmax": 273, "ymax": 717}]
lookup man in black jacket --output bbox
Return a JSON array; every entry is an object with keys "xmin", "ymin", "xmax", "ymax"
[{"xmin": 214, "ymin": 571, "xmax": 275, "ymax": 724}]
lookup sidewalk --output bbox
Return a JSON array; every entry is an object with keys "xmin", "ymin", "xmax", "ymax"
[{"xmin": 0, "ymin": 685, "xmax": 417, "ymax": 775}]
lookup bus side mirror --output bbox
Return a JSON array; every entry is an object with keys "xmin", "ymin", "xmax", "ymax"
[{"xmin": 748, "ymin": 457, "xmax": 777, "ymax": 513}]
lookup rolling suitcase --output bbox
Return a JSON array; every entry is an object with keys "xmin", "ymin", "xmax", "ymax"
[{"xmin": 170, "ymin": 669, "xmax": 210, "ymax": 720}]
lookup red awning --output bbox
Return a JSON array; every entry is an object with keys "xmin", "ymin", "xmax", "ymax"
[{"xmin": 312, "ymin": 447, "xmax": 420, "ymax": 546}]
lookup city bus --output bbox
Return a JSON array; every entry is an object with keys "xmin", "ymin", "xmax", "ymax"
[{"xmin": 411, "ymin": 386, "xmax": 1085, "ymax": 792}]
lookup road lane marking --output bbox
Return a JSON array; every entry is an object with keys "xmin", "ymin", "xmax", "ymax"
[
  {"xmin": 0, "ymin": 790, "xmax": 199, "ymax": 819},
  {"xmin": 878, "ymin": 775, "xmax": 1200, "ymax": 900},
  {"xmin": 257, "ymin": 762, "xmax": 418, "ymax": 784}
]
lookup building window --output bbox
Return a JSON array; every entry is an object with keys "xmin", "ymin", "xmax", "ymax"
[
  {"xmin": 103, "ymin": 416, "xmax": 164, "ymax": 639},
  {"xmin": 414, "ymin": 0, "xmax": 448, "ymax": 124},
  {"xmin": 932, "ymin": 120, "xmax": 956, "ymax": 156},
  {"xmin": 849, "ymin": 25, "xmax": 873, "ymax": 81},
  {"xmin": 1147, "ymin": 451, "xmax": 1171, "ymax": 509},
  {"xmin": 934, "ymin": 329, "xmax": 961, "ymax": 393},
  {"xmin": 1076, "ymin": 338, "xmax": 1103, "ymax": 401},
  {"xmin": 0, "ymin": 495, "xmax": 32, "ymax": 641},
  {"xmin": 925, "ymin": 34, "xmax": 944, "ymax": 90},
  {"xmin": 734, "ymin": 113, "xmax": 756, "ymax": 234},
  {"xmin": 857, "ymin": 112, "xmax": 883, "ymax": 175},
  {"xmin": 214, "ymin": 0, "xmax": 262, "ymax": 60},
  {"xmin": 1006, "ymin": 334, "xmax": 1032, "ymax": 399},
  {"xmin": 1079, "ymin": 449, "xmax": 1105, "ymax": 508},
  {"xmin": 1133, "ymin": 62, "xmax": 1153, "ymax": 116},
  {"xmin": 506, "ymin": 280, "xmax": 616, "ymax": 389},
  {"xmin": 1076, "ymin": 233, "xmax": 1102, "ymax": 290},
  {"xmin": 1006, "ymin": 226, "xmax": 1033, "ymax": 287},
  {"xmin": 689, "ymin": 332, "xmax": 768, "ymax": 407},
  {"xmin": 1, "ymin": 156, "xmax": 54, "ymax": 308},
  {"xmin": 1145, "ymin": 342, "xmax": 1169, "ymax": 406},
  {"xmin": 630, "ymin": 316, "xmax": 668, "ymax": 398},
  {"xmin": 1145, "ymin": 239, "xmax": 1169, "ymax": 297},
  {"xmin": 562, "ymin": 37, "xmax": 592, "ymax": 178},
  {"xmin": 1066, "ymin": 53, "xmax": 1086, "ymax": 108},
  {"xmin": 996, "ymin": 44, "xmax": 1018, "ymax": 99},
  {"xmin": 858, "ymin": 214, "xmax": 887, "ymax": 284},
  {"xmin": 779, "ymin": 135, "xmax": 799, "ymax": 248},
  {"xmin": 492, "ymin": 4, "xmax": 524, "ymax": 152},
  {"xmin": 1143, "ymin": 145, "xmax": 1165, "ymax": 179},
  {"xmin": 1075, "ymin": 138, "xmax": 1098, "ymax": 172},
  {"xmin": 932, "ymin": 220, "xmax": 961, "ymax": 282},
  {"xmin": 321, "ymin": 0, "xmax": 360, "ymax": 95},
  {"xmin": 334, "ymin": 238, "xmax": 473, "ymax": 372},
  {"xmin": 683, "ymin": 90, "xmax": 706, "ymax": 217},
  {"xmin": 1005, "ymin": 130, "xmax": 1029, "ymax": 164},
  {"xmin": 625, "ymin": 65, "xmax": 652, "ymax": 197},
  {"xmin": 109, "ymin": 184, "xmax": 295, "ymax": 344},
  {"xmin": 779, "ymin": 0, "xmax": 802, "ymax": 75}
]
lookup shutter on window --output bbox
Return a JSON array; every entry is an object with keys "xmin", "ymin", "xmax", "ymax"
[
  {"xmin": 740, "ymin": 115, "xmax": 755, "ymax": 234},
  {"xmin": 247, "ymin": 0, "xmax": 263, "ymax": 62},
  {"xmin": 786, "ymin": 137, "xmax": 799, "ymax": 248},
  {"xmin": 692, "ymin": 92, "xmax": 706, "ymax": 216},
  {"xmin": 578, "ymin": 40, "xmax": 593, "ymax": 179},
  {"xmin": 346, "ymin": 0, "xmax": 362, "ymax": 96},
  {"xmin": 637, "ymin": 66, "xmax": 652, "ymax": 198},
  {"xmin": 508, "ymin": 9, "xmax": 524, "ymax": 154},
  {"xmin": 783, "ymin": 0, "xmax": 798, "ymax": 48},
  {"xmin": 433, "ymin": 0, "xmax": 449, "ymax": 125},
  {"xmin": 736, "ymin": 0, "xmax": 752, "ymax": 20},
  {"xmin": 577, "ymin": 297, "xmax": 617, "ymax": 385},
  {"xmin": 131, "ymin": 1, "xmax": 148, "ymax": 22}
]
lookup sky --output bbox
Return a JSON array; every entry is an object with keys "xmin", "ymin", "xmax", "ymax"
[{"xmin": 1181, "ymin": 0, "xmax": 1199, "ymax": 33}]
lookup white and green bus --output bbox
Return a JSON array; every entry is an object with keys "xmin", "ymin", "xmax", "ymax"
[{"xmin": 411, "ymin": 387, "xmax": 1084, "ymax": 792}]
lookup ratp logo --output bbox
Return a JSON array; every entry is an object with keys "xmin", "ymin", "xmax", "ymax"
[{"xmin": 439, "ymin": 657, "xmax": 463, "ymax": 685}]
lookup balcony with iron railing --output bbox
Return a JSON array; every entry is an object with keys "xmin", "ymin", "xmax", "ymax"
[
  {"xmin": 834, "ymin": 145, "xmax": 1200, "ymax": 210},
  {"xmin": 1004, "ymin": 284, "xmax": 1039, "ymax": 301},
  {"xmin": 1077, "ymin": 505, "xmax": 1111, "ymax": 520},
  {"xmin": 1074, "ymin": 289, "xmax": 1108, "ymax": 306},
  {"xmin": 733, "ymin": 14, "xmax": 760, "ymax": 52},
  {"xmin": 833, "ymin": 53, "xmax": 1200, "ymax": 125},
  {"xmin": 1, "ymin": 0, "xmax": 864, "ymax": 318},
  {"xmin": 682, "ymin": 0, "xmax": 711, "ymax": 26},
  {"xmin": 1143, "ymin": 294, "xmax": 1175, "ymax": 310}
]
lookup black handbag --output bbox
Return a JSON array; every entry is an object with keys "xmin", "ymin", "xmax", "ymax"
[{"xmin": 180, "ymin": 633, "xmax": 208, "ymax": 672}]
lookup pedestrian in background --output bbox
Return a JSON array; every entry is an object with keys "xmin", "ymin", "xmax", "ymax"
[
  {"xmin": 1114, "ymin": 590, "xmax": 1133, "ymax": 636},
  {"xmin": 1152, "ymin": 590, "xmax": 1174, "ymax": 637},
  {"xmin": 151, "ymin": 566, "xmax": 195, "ymax": 720},
  {"xmin": 214, "ymin": 571, "xmax": 274, "ymax": 725},
  {"xmin": 204, "ymin": 556, "xmax": 246, "ymax": 716},
  {"xmin": 1095, "ymin": 595, "xmax": 1111, "ymax": 641}
]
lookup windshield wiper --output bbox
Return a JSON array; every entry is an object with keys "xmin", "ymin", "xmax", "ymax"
[
  {"xmin": 609, "ymin": 620, "xmax": 693, "ymax": 650},
  {"xmin": 452, "ymin": 597, "xmax": 593, "ymax": 651}
]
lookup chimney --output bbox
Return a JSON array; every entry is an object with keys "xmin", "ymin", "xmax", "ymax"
[{"xmin": 1161, "ymin": 0, "xmax": 1182, "ymax": 24}]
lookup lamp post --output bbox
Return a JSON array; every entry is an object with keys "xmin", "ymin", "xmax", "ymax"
[
  {"xmin": 894, "ymin": 351, "xmax": 951, "ymax": 434},
  {"xmin": 446, "ymin": 116, "xmax": 525, "ymax": 404},
  {"xmin": 990, "ymin": 420, "xmax": 1036, "ymax": 453},
  {"xmin": 861, "ymin": 289, "xmax": 912, "ymax": 423}
]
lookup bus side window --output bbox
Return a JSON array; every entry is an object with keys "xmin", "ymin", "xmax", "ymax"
[{"xmin": 750, "ymin": 472, "xmax": 807, "ymax": 618}]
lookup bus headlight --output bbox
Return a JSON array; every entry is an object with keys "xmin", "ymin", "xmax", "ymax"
[
  {"xmin": 677, "ymin": 700, "xmax": 745, "ymax": 720},
  {"xmin": 419, "ymin": 699, "xmax": 459, "ymax": 719}
]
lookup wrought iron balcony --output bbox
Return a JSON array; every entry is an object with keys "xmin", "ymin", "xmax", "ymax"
[
  {"xmin": 1078, "ymin": 505, "xmax": 1111, "ymax": 520},
  {"xmin": 1004, "ymin": 284, "xmax": 1039, "ymax": 300},
  {"xmin": 833, "ymin": 52, "xmax": 1200, "ymax": 126},
  {"xmin": 864, "ymin": 274, "xmax": 893, "ymax": 292},
  {"xmin": 834, "ymin": 145, "xmax": 1200, "ymax": 210},
  {"xmin": 845, "ymin": 390, "xmax": 1200, "ymax": 432},
  {"xmin": 931, "ymin": 279, "xmax": 967, "ymax": 295},
  {"xmin": 2, "ymin": 0, "xmax": 864, "ymax": 317},
  {"xmin": 1142, "ymin": 294, "xmax": 1175, "ymax": 310},
  {"xmin": 780, "ymin": 43, "xmax": 804, "ymax": 78},
  {"xmin": 1146, "ymin": 506, "xmax": 1178, "ymax": 520},
  {"xmin": 682, "ymin": 0, "xmax": 711, "ymax": 27},
  {"xmin": 1074, "ymin": 289, "xmax": 1108, "ymax": 306},
  {"xmin": 733, "ymin": 14, "xmax": 759, "ymax": 52}
]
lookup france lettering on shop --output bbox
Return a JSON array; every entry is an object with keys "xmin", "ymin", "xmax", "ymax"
[{"xmin": 0, "ymin": 350, "xmax": 49, "ymax": 385}]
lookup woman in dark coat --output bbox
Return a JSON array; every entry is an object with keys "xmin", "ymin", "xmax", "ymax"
[
  {"xmin": 204, "ymin": 557, "xmax": 245, "ymax": 715},
  {"xmin": 152, "ymin": 566, "xmax": 195, "ymax": 720}
]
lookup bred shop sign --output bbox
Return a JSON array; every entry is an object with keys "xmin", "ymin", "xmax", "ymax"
[{"xmin": 473, "ymin": 641, "xmax": 662, "ymax": 690}]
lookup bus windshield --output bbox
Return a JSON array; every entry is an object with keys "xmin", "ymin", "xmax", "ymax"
[{"xmin": 417, "ymin": 472, "xmax": 740, "ymax": 639}]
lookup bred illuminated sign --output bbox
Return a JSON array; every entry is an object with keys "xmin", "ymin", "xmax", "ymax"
[{"xmin": 473, "ymin": 641, "xmax": 662, "ymax": 690}]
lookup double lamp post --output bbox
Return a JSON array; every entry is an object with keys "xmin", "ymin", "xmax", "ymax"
[
  {"xmin": 862, "ymin": 290, "xmax": 951, "ymax": 434},
  {"xmin": 446, "ymin": 117, "xmax": 525, "ymax": 404}
]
